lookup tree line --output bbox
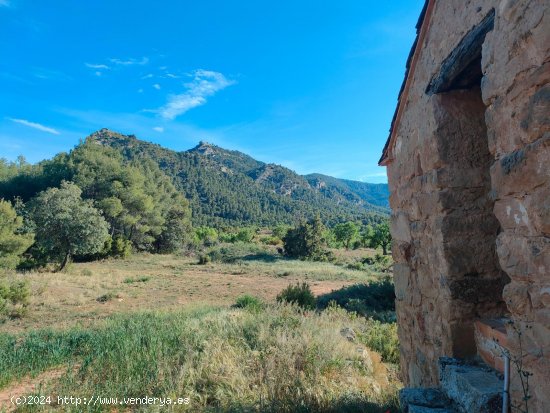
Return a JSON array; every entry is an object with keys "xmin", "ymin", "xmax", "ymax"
[
  {"xmin": 0, "ymin": 142, "xmax": 391, "ymax": 271},
  {"xmin": 0, "ymin": 142, "xmax": 191, "ymax": 271},
  {"xmin": 281, "ymin": 216, "xmax": 392, "ymax": 261}
]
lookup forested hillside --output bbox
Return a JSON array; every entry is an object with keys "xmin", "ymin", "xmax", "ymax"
[
  {"xmin": 0, "ymin": 129, "xmax": 389, "ymax": 228},
  {"xmin": 87, "ymin": 129, "xmax": 390, "ymax": 226}
]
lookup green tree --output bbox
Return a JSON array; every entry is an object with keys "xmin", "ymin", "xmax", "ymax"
[
  {"xmin": 0, "ymin": 200, "xmax": 34, "ymax": 269},
  {"xmin": 360, "ymin": 224, "xmax": 375, "ymax": 248},
  {"xmin": 155, "ymin": 204, "xmax": 192, "ymax": 253},
  {"xmin": 283, "ymin": 215, "xmax": 326, "ymax": 260},
  {"xmin": 371, "ymin": 221, "xmax": 392, "ymax": 255},
  {"xmin": 333, "ymin": 221, "xmax": 359, "ymax": 249},
  {"xmin": 30, "ymin": 181, "xmax": 110, "ymax": 271}
]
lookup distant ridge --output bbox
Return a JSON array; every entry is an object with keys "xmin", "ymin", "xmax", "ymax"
[{"xmin": 88, "ymin": 129, "xmax": 389, "ymax": 226}]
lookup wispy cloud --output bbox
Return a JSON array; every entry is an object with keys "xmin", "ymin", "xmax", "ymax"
[
  {"xmin": 153, "ymin": 126, "xmax": 164, "ymax": 133},
  {"xmin": 158, "ymin": 69, "xmax": 235, "ymax": 120},
  {"xmin": 85, "ymin": 63, "xmax": 110, "ymax": 70},
  {"xmin": 141, "ymin": 73, "xmax": 154, "ymax": 79},
  {"xmin": 33, "ymin": 68, "xmax": 71, "ymax": 81},
  {"xmin": 153, "ymin": 83, "xmax": 161, "ymax": 90},
  {"xmin": 0, "ymin": 0, "xmax": 9, "ymax": 7},
  {"xmin": 109, "ymin": 57, "xmax": 149, "ymax": 66},
  {"xmin": 9, "ymin": 118, "xmax": 60, "ymax": 135}
]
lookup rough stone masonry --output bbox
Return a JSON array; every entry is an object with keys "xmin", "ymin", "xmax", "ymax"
[{"xmin": 379, "ymin": 0, "xmax": 549, "ymax": 411}]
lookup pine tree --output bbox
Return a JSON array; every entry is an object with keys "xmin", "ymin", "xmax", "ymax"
[{"xmin": 0, "ymin": 200, "xmax": 34, "ymax": 269}]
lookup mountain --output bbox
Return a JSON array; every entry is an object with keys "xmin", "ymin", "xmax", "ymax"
[{"xmin": 87, "ymin": 129, "xmax": 389, "ymax": 227}]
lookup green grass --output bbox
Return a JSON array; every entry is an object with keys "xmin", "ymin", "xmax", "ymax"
[
  {"xmin": 0, "ymin": 305, "xmax": 400, "ymax": 412},
  {"xmin": 123, "ymin": 275, "xmax": 151, "ymax": 284}
]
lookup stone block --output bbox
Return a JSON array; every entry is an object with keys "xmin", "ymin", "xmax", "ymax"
[
  {"xmin": 399, "ymin": 388, "xmax": 451, "ymax": 410},
  {"xmin": 490, "ymin": 135, "xmax": 549, "ymax": 198},
  {"xmin": 391, "ymin": 212, "xmax": 412, "ymax": 242},
  {"xmin": 409, "ymin": 406, "xmax": 456, "ymax": 413},
  {"xmin": 496, "ymin": 232, "xmax": 550, "ymax": 280},
  {"xmin": 439, "ymin": 358, "xmax": 503, "ymax": 413},
  {"xmin": 394, "ymin": 264, "xmax": 411, "ymax": 301}
]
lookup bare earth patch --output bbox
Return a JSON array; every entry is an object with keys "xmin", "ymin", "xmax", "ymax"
[
  {"xmin": 2, "ymin": 252, "xmax": 377, "ymax": 334},
  {"xmin": 0, "ymin": 366, "xmax": 73, "ymax": 411}
]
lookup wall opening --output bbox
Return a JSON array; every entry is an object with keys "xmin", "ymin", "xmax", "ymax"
[{"xmin": 429, "ymin": 9, "xmax": 508, "ymax": 359}]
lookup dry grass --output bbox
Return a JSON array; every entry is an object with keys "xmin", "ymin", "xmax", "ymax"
[
  {"xmin": 1, "ymin": 252, "xmax": 378, "ymax": 334},
  {"xmin": 0, "ymin": 248, "xmax": 401, "ymax": 412},
  {"xmin": 0, "ymin": 305, "xmax": 400, "ymax": 412}
]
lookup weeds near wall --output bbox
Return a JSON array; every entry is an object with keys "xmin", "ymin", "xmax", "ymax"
[{"xmin": 502, "ymin": 321, "xmax": 533, "ymax": 413}]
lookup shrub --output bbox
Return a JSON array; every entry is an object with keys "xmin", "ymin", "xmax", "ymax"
[
  {"xmin": 261, "ymin": 236, "xmax": 281, "ymax": 245},
  {"xmin": 197, "ymin": 254, "xmax": 211, "ymax": 265},
  {"xmin": 235, "ymin": 228, "xmax": 255, "ymax": 243},
  {"xmin": 276, "ymin": 282, "xmax": 316, "ymax": 310},
  {"xmin": 358, "ymin": 321, "xmax": 400, "ymax": 364},
  {"xmin": 194, "ymin": 226, "xmax": 218, "ymax": 246},
  {"xmin": 0, "ymin": 278, "xmax": 31, "ymax": 319},
  {"xmin": 317, "ymin": 278, "xmax": 395, "ymax": 322},
  {"xmin": 233, "ymin": 295, "xmax": 264, "ymax": 311},
  {"xmin": 346, "ymin": 261, "xmax": 364, "ymax": 271},
  {"xmin": 96, "ymin": 292, "xmax": 116, "ymax": 303},
  {"xmin": 207, "ymin": 243, "xmax": 268, "ymax": 263},
  {"xmin": 110, "ymin": 236, "xmax": 132, "ymax": 258},
  {"xmin": 123, "ymin": 276, "xmax": 150, "ymax": 284},
  {"xmin": 283, "ymin": 216, "xmax": 327, "ymax": 260}
]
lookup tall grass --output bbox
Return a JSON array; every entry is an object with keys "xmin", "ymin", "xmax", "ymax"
[{"xmin": 0, "ymin": 305, "xmax": 400, "ymax": 412}]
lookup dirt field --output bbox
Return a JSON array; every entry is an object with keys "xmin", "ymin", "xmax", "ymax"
[{"xmin": 2, "ymin": 250, "xmax": 378, "ymax": 334}]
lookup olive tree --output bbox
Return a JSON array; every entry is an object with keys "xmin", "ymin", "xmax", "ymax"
[{"xmin": 30, "ymin": 181, "xmax": 109, "ymax": 271}]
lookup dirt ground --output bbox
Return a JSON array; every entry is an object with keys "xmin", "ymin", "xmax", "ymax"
[{"xmin": 2, "ymin": 251, "xmax": 377, "ymax": 334}]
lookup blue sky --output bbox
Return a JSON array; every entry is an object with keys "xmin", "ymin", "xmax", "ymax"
[{"xmin": 0, "ymin": 0, "xmax": 424, "ymax": 183}]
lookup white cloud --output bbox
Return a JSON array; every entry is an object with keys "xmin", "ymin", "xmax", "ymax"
[
  {"xmin": 85, "ymin": 63, "xmax": 110, "ymax": 70},
  {"xmin": 153, "ymin": 126, "xmax": 164, "ymax": 133},
  {"xmin": 141, "ymin": 73, "xmax": 154, "ymax": 79},
  {"xmin": 109, "ymin": 57, "xmax": 149, "ymax": 66},
  {"xmin": 153, "ymin": 83, "xmax": 161, "ymax": 90},
  {"xmin": 95, "ymin": 71, "xmax": 102, "ymax": 76},
  {"xmin": 9, "ymin": 118, "xmax": 60, "ymax": 135},
  {"xmin": 137, "ymin": 88, "xmax": 144, "ymax": 93},
  {"xmin": 165, "ymin": 73, "xmax": 179, "ymax": 78},
  {"xmin": 158, "ymin": 69, "xmax": 235, "ymax": 120}
]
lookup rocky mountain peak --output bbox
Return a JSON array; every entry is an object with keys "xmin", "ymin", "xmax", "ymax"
[
  {"xmin": 190, "ymin": 141, "xmax": 217, "ymax": 156},
  {"xmin": 87, "ymin": 129, "xmax": 136, "ymax": 145}
]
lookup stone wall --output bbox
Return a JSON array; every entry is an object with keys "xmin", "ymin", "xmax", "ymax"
[
  {"xmin": 482, "ymin": 1, "xmax": 549, "ymax": 411},
  {"xmin": 386, "ymin": 0, "xmax": 549, "ymax": 410}
]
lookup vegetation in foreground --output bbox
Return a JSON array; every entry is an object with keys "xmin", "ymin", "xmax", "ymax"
[
  {"xmin": 0, "ymin": 140, "xmax": 398, "ymax": 411},
  {"xmin": 0, "ymin": 304, "xmax": 400, "ymax": 413}
]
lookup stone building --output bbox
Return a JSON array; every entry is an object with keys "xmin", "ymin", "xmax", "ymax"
[{"xmin": 379, "ymin": 0, "xmax": 548, "ymax": 411}]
